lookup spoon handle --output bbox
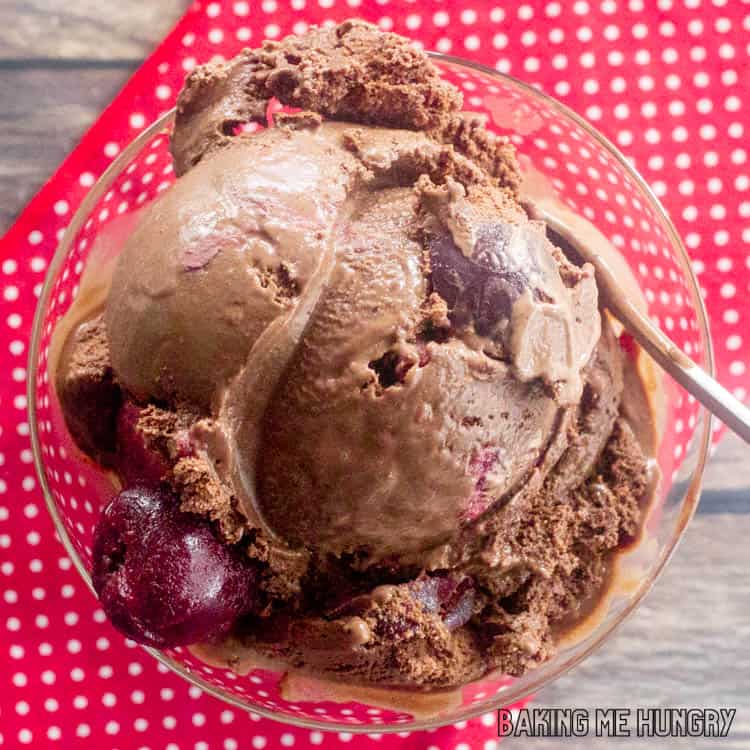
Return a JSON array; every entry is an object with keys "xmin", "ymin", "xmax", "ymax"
[
  {"xmin": 607, "ymin": 289, "xmax": 750, "ymax": 444},
  {"xmin": 537, "ymin": 206, "xmax": 750, "ymax": 444}
]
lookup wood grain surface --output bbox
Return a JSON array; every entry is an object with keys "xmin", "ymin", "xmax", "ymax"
[{"xmin": 1, "ymin": 2, "xmax": 748, "ymax": 747}]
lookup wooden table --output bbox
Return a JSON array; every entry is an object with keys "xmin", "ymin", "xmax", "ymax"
[{"xmin": 2, "ymin": 3, "xmax": 748, "ymax": 747}]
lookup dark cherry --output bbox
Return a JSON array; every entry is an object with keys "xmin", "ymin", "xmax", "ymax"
[
  {"xmin": 428, "ymin": 223, "xmax": 537, "ymax": 338},
  {"xmin": 92, "ymin": 486, "xmax": 256, "ymax": 648},
  {"xmin": 408, "ymin": 575, "xmax": 476, "ymax": 630}
]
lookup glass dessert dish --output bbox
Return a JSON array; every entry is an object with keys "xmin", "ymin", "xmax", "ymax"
[{"xmin": 29, "ymin": 54, "xmax": 712, "ymax": 732}]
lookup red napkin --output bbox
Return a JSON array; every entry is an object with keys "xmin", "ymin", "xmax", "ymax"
[{"xmin": 1, "ymin": 1, "xmax": 747, "ymax": 747}]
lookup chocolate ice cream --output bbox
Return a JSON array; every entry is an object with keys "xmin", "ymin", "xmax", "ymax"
[{"xmin": 55, "ymin": 21, "xmax": 655, "ymax": 690}]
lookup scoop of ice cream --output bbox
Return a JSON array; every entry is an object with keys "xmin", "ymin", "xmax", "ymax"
[
  {"xmin": 237, "ymin": 169, "xmax": 597, "ymax": 558},
  {"xmin": 106, "ymin": 122, "xmax": 356, "ymax": 412}
]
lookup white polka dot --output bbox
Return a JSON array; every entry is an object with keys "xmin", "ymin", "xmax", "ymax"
[
  {"xmin": 74, "ymin": 724, "xmax": 93, "ymax": 741},
  {"xmin": 580, "ymin": 51, "xmax": 596, "ymax": 68},
  {"xmin": 516, "ymin": 5, "xmax": 534, "ymax": 21},
  {"xmin": 79, "ymin": 171, "xmax": 95, "ymax": 187},
  {"xmin": 39, "ymin": 668, "xmax": 56, "ymax": 685},
  {"xmin": 672, "ymin": 126, "xmax": 688, "ymax": 143},
  {"xmin": 130, "ymin": 112, "xmax": 146, "ymax": 128},
  {"xmin": 492, "ymin": 32, "xmax": 508, "ymax": 50},
  {"xmin": 464, "ymin": 35, "xmax": 480, "ymax": 51},
  {"xmin": 495, "ymin": 59, "xmax": 511, "ymax": 74},
  {"xmin": 433, "ymin": 10, "xmax": 450, "ymax": 26},
  {"xmin": 12, "ymin": 671, "xmax": 27, "ymax": 687},
  {"xmin": 724, "ymin": 95, "xmax": 741, "ymax": 113},
  {"xmin": 617, "ymin": 130, "xmax": 633, "ymax": 147},
  {"xmin": 102, "ymin": 693, "xmax": 117, "ymax": 708},
  {"xmin": 722, "ymin": 68, "xmax": 738, "ymax": 86},
  {"xmin": 679, "ymin": 179, "xmax": 695, "ymax": 196},
  {"xmin": 715, "ymin": 257, "xmax": 732, "ymax": 273}
]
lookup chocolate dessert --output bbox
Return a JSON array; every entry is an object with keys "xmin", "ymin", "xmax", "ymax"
[{"xmin": 55, "ymin": 21, "xmax": 654, "ymax": 689}]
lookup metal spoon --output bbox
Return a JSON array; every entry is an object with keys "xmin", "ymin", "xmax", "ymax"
[{"xmin": 531, "ymin": 203, "xmax": 750, "ymax": 444}]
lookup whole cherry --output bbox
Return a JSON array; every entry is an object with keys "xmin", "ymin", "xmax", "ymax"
[{"xmin": 92, "ymin": 485, "xmax": 256, "ymax": 648}]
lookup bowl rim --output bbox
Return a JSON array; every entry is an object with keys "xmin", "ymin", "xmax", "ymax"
[{"xmin": 27, "ymin": 52, "xmax": 714, "ymax": 733}]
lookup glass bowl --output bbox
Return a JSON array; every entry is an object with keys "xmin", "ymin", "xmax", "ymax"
[{"xmin": 28, "ymin": 55, "xmax": 712, "ymax": 732}]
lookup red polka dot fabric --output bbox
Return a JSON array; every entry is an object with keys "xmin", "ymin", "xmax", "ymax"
[{"xmin": 0, "ymin": 1, "xmax": 747, "ymax": 747}]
